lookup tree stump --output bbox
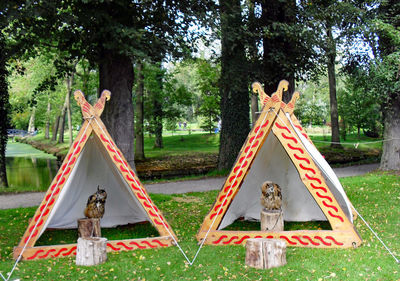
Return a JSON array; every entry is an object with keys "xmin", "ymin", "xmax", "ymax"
[
  {"xmin": 76, "ymin": 237, "xmax": 107, "ymax": 266},
  {"xmin": 78, "ymin": 218, "xmax": 101, "ymax": 238},
  {"xmin": 245, "ymin": 238, "xmax": 286, "ymax": 269},
  {"xmin": 260, "ymin": 209, "xmax": 284, "ymax": 231}
]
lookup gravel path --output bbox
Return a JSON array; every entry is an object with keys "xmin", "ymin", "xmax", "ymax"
[{"xmin": 0, "ymin": 163, "xmax": 379, "ymax": 210}]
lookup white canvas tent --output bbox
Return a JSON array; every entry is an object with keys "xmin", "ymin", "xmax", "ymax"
[
  {"xmin": 219, "ymin": 113, "xmax": 353, "ymax": 229},
  {"xmin": 14, "ymin": 90, "xmax": 176, "ymax": 261},
  {"xmin": 42, "ymin": 135, "xmax": 150, "ymax": 231},
  {"xmin": 197, "ymin": 81, "xmax": 362, "ymax": 248}
]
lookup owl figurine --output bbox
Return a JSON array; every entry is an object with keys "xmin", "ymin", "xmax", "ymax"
[
  {"xmin": 261, "ymin": 181, "xmax": 282, "ymax": 210},
  {"xmin": 84, "ymin": 186, "xmax": 107, "ymax": 219}
]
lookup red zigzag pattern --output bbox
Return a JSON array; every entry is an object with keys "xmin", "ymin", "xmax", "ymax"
[
  {"xmin": 99, "ymin": 134, "xmax": 169, "ymax": 229},
  {"xmin": 275, "ymin": 122, "xmax": 344, "ymax": 223},
  {"xmin": 212, "ymin": 235, "xmax": 343, "ymax": 247},
  {"xmin": 209, "ymin": 120, "xmax": 270, "ymax": 220},
  {"xmin": 24, "ymin": 134, "xmax": 88, "ymax": 244}
]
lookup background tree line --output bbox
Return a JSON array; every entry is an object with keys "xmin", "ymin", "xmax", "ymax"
[{"xmin": 0, "ymin": 0, "xmax": 399, "ymax": 187}]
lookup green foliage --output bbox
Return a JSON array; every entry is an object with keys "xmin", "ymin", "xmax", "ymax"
[
  {"xmin": 338, "ymin": 76, "xmax": 382, "ymax": 137},
  {"xmin": 195, "ymin": 59, "xmax": 220, "ymax": 134},
  {"xmin": 8, "ymin": 55, "xmax": 66, "ymax": 130},
  {"xmin": 369, "ymin": 51, "xmax": 400, "ymax": 105},
  {"xmin": 4, "ymin": 0, "xmax": 215, "ymax": 74},
  {"xmin": 140, "ymin": 63, "xmax": 193, "ymax": 136},
  {"xmin": 295, "ymin": 81, "xmax": 329, "ymax": 126}
]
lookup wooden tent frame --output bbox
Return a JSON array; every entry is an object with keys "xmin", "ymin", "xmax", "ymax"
[
  {"xmin": 14, "ymin": 90, "xmax": 177, "ymax": 261},
  {"xmin": 196, "ymin": 81, "xmax": 362, "ymax": 248}
]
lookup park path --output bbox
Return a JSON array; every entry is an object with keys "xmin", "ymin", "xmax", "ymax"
[{"xmin": 0, "ymin": 163, "xmax": 379, "ymax": 210}]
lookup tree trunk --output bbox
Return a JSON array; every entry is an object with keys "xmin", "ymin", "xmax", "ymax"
[
  {"xmin": 251, "ymin": 93, "xmax": 259, "ymax": 127},
  {"xmin": 245, "ymin": 238, "xmax": 287, "ymax": 270},
  {"xmin": 78, "ymin": 218, "xmax": 101, "ymax": 238},
  {"xmin": 218, "ymin": 0, "xmax": 250, "ymax": 171},
  {"xmin": 340, "ymin": 117, "xmax": 346, "ymax": 141},
  {"xmin": 99, "ymin": 52, "xmax": 135, "ymax": 169},
  {"xmin": 52, "ymin": 115, "xmax": 60, "ymax": 142},
  {"xmin": 326, "ymin": 25, "xmax": 341, "ymax": 148},
  {"xmin": 377, "ymin": 0, "xmax": 400, "ymax": 171},
  {"xmin": 135, "ymin": 63, "xmax": 145, "ymax": 160},
  {"xmin": 27, "ymin": 107, "xmax": 36, "ymax": 134},
  {"xmin": 76, "ymin": 237, "xmax": 107, "ymax": 266},
  {"xmin": 66, "ymin": 73, "xmax": 74, "ymax": 146},
  {"xmin": 152, "ymin": 65, "xmax": 164, "ymax": 149},
  {"xmin": 45, "ymin": 100, "xmax": 51, "ymax": 139},
  {"xmin": 0, "ymin": 34, "xmax": 9, "ymax": 188},
  {"xmin": 261, "ymin": 0, "xmax": 296, "ymax": 102},
  {"xmin": 380, "ymin": 95, "xmax": 400, "ymax": 170},
  {"xmin": 58, "ymin": 103, "xmax": 66, "ymax": 144},
  {"xmin": 153, "ymin": 98, "xmax": 163, "ymax": 148},
  {"xmin": 260, "ymin": 209, "xmax": 284, "ymax": 231}
]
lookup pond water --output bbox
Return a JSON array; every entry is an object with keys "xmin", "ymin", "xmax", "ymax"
[{"xmin": 6, "ymin": 141, "xmax": 60, "ymax": 189}]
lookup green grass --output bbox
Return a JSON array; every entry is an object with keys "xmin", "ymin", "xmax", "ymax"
[
  {"xmin": 142, "ymin": 133, "xmax": 219, "ymax": 158},
  {"xmin": 310, "ymin": 133, "xmax": 383, "ymax": 151},
  {"xmin": 0, "ymin": 172, "xmax": 399, "ymax": 280},
  {"xmin": 6, "ymin": 141, "xmax": 56, "ymax": 159}
]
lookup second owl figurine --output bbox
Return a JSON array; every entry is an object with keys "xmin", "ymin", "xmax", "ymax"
[
  {"xmin": 261, "ymin": 181, "xmax": 282, "ymax": 210},
  {"xmin": 84, "ymin": 186, "xmax": 107, "ymax": 219}
]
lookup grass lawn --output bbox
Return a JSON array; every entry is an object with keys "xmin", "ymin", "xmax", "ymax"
[
  {"xmin": 19, "ymin": 128, "xmax": 381, "ymax": 160},
  {"xmin": 143, "ymin": 133, "xmax": 219, "ymax": 158},
  {"xmin": 0, "ymin": 172, "xmax": 399, "ymax": 280}
]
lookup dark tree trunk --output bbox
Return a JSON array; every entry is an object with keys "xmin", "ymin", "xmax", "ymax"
[
  {"xmin": 218, "ymin": 0, "xmax": 250, "ymax": 171},
  {"xmin": 52, "ymin": 115, "xmax": 60, "ymax": 142},
  {"xmin": 340, "ymin": 117, "xmax": 346, "ymax": 141},
  {"xmin": 153, "ymin": 98, "xmax": 163, "ymax": 149},
  {"xmin": 58, "ymin": 104, "xmax": 66, "ymax": 144},
  {"xmin": 99, "ymin": 52, "xmax": 135, "ymax": 169},
  {"xmin": 251, "ymin": 93, "xmax": 259, "ymax": 127},
  {"xmin": 260, "ymin": 0, "xmax": 296, "ymax": 102},
  {"xmin": 380, "ymin": 94, "xmax": 400, "ymax": 170},
  {"xmin": 152, "ymin": 65, "xmax": 164, "ymax": 149},
  {"xmin": 135, "ymin": 63, "xmax": 145, "ymax": 160},
  {"xmin": 66, "ymin": 73, "xmax": 74, "ymax": 146},
  {"xmin": 28, "ymin": 107, "xmax": 36, "ymax": 134},
  {"xmin": 0, "ymin": 34, "xmax": 9, "ymax": 187},
  {"xmin": 326, "ymin": 24, "xmax": 341, "ymax": 148},
  {"xmin": 377, "ymin": 0, "xmax": 400, "ymax": 171},
  {"xmin": 45, "ymin": 100, "xmax": 51, "ymax": 139}
]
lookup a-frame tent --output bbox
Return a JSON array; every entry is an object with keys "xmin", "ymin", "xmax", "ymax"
[
  {"xmin": 197, "ymin": 81, "xmax": 362, "ymax": 248},
  {"xmin": 14, "ymin": 90, "xmax": 177, "ymax": 260}
]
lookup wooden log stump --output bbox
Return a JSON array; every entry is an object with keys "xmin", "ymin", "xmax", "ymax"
[
  {"xmin": 245, "ymin": 238, "xmax": 286, "ymax": 269},
  {"xmin": 260, "ymin": 209, "xmax": 284, "ymax": 231},
  {"xmin": 78, "ymin": 218, "xmax": 101, "ymax": 238},
  {"xmin": 76, "ymin": 237, "xmax": 107, "ymax": 266}
]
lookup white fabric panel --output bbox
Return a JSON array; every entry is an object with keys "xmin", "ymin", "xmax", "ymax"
[
  {"xmin": 41, "ymin": 134, "xmax": 149, "ymax": 235},
  {"xmin": 286, "ymin": 113, "xmax": 353, "ymax": 222},
  {"xmin": 219, "ymin": 133, "xmax": 327, "ymax": 230}
]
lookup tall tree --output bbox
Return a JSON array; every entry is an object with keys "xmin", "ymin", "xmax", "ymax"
[
  {"xmin": 343, "ymin": 0, "xmax": 400, "ymax": 170},
  {"xmin": 302, "ymin": 0, "xmax": 366, "ymax": 147},
  {"xmin": 375, "ymin": 0, "xmax": 400, "ymax": 170},
  {"xmin": 134, "ymin": 63, "xmax": 145, "ymax": 161},
  {"xmin": 218, "ymin": 0, "xmax": 250, "ymax": 170},
  {"xmin": 0, "ymin": 32, "xmax": 9, "ymax": 187},
  {"xmin": 254, "ymin": 0, "xmax": 317, "ymax": 101},
  {"xmin": 326, "ymin": 20, "xmax": 341, "ymax": 147},
  {"xmin": 6, "ymin": 0, "xmax": 213, "ymax": 168}
]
